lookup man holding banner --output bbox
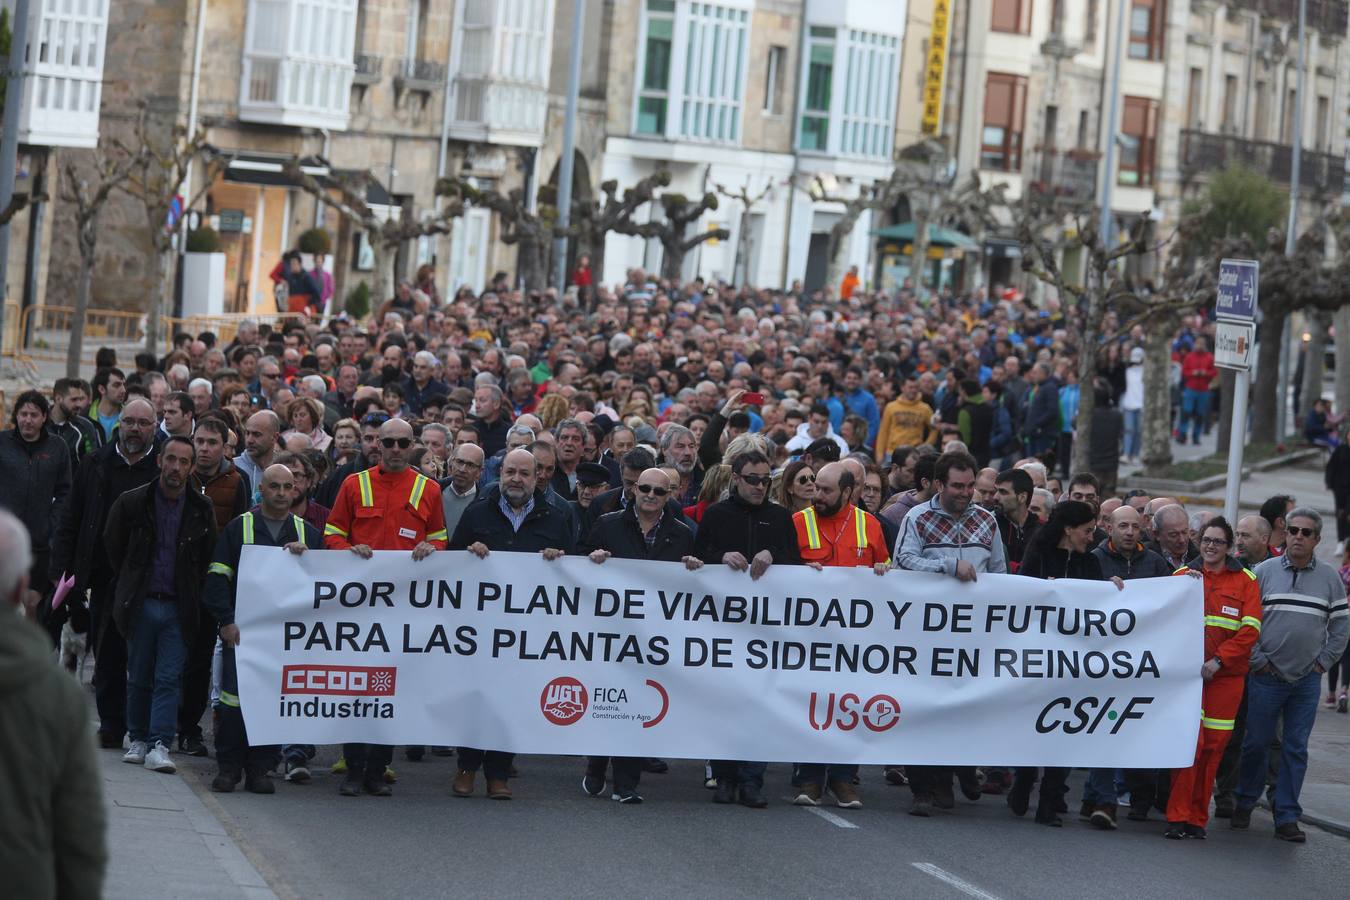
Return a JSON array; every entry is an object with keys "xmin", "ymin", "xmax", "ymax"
[
  {"xmin": 323, "ymin": 418, "xmax": 447, "ymax": 797},
  {"xmin": 582, "ymin": 467, "xmax": 705, "ymax": 803},
  {"xmin": 791, "ymin": 461, "xmax": 890, "ymax": 810},
  {"xmin": 448, "ymin": 447, "xmax": 576, "ymax": 799},
  {"xmin": 205, "ymin": 464, "xmax": 324, "ymax": 794}
]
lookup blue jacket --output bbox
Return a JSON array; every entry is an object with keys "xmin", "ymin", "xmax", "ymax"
[{"xmin": 844, "ymin": 388, "xmax": 881, "ymax": 445}]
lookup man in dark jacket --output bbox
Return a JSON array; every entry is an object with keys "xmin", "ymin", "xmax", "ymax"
[
  {"xmin": 448, "ymin": 448, "xmax": 576, "ymax": 799},
  {"xmin": 0, "ymin": 510, "xmax": 107, "ymax": 899},
  {"xmin": 103, "ymin": 436, "xmax": 218, "ymax": 774},
  {"xmin": 0, "ymin": 390, "xmax": 72, "ymax": 613},
  {"xmin": 47, "ymin": 376, "xmax": 103, "ymax": 465},
  {"xmin": 582, "ymin": 446, "xmax": 657, "ymax": 537},
  {"xmin": 1023, "ymin": 363, "xmax": 1060, "ymax": 456},
  {"xmin": 581, "ymin": 467, "xmax": 705, "ymax": 803},
  {"xmin": 1088, "ymin": 503, "xmax": 1172, "ymax": 823},
  {"xmin": 316, "ymin": 411, "xmax": 384, "ymax": 508},
  {"xmin": 50, "ymin": 397, "xmax": 160, "ymax": 747},
  {"xmin": 692, "ymin": 450, "xmax": 800, "ymax": 807},
  {"xmin": 956, "ymin": 380, "xmax": 994, "ymax": 467}
]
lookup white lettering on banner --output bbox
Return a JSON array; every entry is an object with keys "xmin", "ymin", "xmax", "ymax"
[{"xmin": 234, "ymin": 547, "xmax": 1203, "ymax": 766}]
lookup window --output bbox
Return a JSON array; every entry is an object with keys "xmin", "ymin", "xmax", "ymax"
[
  {"xmin": 1077, "ymin": 110, "xmax": 1090, "ymax": 149},
  {"xmin": 800, "ymin": 27, "xmax": 834, "ymax": 150},
  {"xmin": 637, "ymin": 0, "xmax": 676, "ymax": 134},
  {"xmin": 1128, "ymin": 0, "xmax": 1164, "ymax": 61},
  {"xmin": 1317, "ymin": 95, "xmax": 1330, "ymax": 151},
  {"xmin": 991, "ymin": 0, "xmax": 1032, "ymax": 34},
  {"xmin": 981, "ymin": 72, "xmax": 1027, "ymax": 171},
  {"xmin": 1185, "ymin": 67, "xmax": 1202, "ymax": 128},
  {"xmin": 1119, "ymin": 96, "xmax": 1158, "ymax": 186},
  {"xmin": 763, "ymin": 44, "xmax": 786, "ymax": 115},
  {"xmin": 634, "ymin": 0, "xmax": 749, "ymax": 143},
  {"xmin": 1085, "ymin": 0, "xmax": 1098, "ymax": 42},
  {"xmin": 1050, "ymin": 0, "xmax": 1064, "ymax": 34},
  {"xmin": 1254, "ymin": 81, "xmax": 1269, "ymax": 140},
  {"xmin": 1284, "ymin": 87, "xmax": 1297, "ymax": 143},
  {"xmin": 1222, "ymin": 75, "xmax": 1238, "ymax": 133}
]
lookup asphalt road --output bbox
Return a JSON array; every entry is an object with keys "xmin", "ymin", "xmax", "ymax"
[{"xmin": 173, "ymin": 750, "xmax": 1350, "ymax": 900}]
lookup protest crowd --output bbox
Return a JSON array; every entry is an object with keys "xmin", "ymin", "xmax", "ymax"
[{"xmin": 2, "ymin": 268, "xmax": 1349, "ymax": 895}]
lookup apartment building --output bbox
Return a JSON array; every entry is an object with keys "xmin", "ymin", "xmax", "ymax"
[
  {"xmin": 41, "ymin": 0, "xmax": 611, "ymax": 314},
  {"xmin": 598, "ymin": 0, "xmax": 908, "ymax": 291},
  {"xmin": 940, "ymin": 0, "xmax": 1349, "ymax": 289}
]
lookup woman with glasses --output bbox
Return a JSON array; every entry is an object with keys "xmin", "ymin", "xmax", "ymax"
[
  {"xmin": 1164, "ymin": 516, "xmax": 1261, "ymax": 840},
  {"xmin": 776, "ymin": 459, "xmax": 815, "ymax": 514}
]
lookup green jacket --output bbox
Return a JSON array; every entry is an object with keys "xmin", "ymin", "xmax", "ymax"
[{"xmin": 0, "ymin": 614, "xmax": 106, "ymax": 899}]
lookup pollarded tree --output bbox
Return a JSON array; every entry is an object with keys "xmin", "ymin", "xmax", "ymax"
[
  {"xmin": 613, "ymin": 189, "xmax": 729, "ymax": 282},
  {"xmin": 566, "ymin": 171, "xmax": 672, "ymax": 291},
  {"xmin": 436, "ymin": 177, "xmax": 553, "ymax": 292}
]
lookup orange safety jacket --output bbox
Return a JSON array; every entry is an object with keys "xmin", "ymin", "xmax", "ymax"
[
  {"xmin": 793, "ymin": 504, "xmax": 890, "ymax": 568},
  {"xmin": 323, "ymin": 465, "xmax": 448, "ymax": 551},
  {"xmin": 1173, "ymin": 557, "xmax": 1262, "ymax": 732}
]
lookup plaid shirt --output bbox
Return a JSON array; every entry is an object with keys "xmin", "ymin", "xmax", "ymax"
[{"xmin": 895, "ymin": 494, "xmax": 1007, "ymax": 576}]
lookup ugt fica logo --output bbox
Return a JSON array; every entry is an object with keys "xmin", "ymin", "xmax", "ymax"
[{"xmin": 541, "ymin": 676, "xmax": 588, "ymax": 725}]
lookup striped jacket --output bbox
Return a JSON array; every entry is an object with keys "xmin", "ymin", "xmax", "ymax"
[
  {"xmin": 323, "ymin": 465, "xmax": 448, "ymax": 552},
  {"xmin": 1252, "ymin": 554, "xmax": 1350, "ymax": 681},
  {"xmin": 895, "ymin": 494, "xmax": 1007, "ymax": 576}
]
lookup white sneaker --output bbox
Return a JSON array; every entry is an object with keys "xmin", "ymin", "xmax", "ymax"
[
  {"xmin": 144, "ymin": 741, "xmax": 176, "ymax": 773},
  {"xmin": 123, "ymin": 741, "xmax": 148, "ymax": 765}
]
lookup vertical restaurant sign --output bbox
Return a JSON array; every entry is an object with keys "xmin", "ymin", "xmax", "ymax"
[{"xmin": 921, "ymin": 0, "xmax": 953, "ymax": 135}]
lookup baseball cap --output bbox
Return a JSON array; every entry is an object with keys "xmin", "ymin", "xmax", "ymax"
[{"xmin": 576, "ymin": 462, "xmax": 611, "ymax": 486}]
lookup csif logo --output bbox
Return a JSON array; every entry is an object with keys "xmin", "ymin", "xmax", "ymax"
[
  {"xmin": 808, "ymin": 692, "xmax": 901, "ymax": 732},
  {"xmin": 540, "ymin": 676, "xmax": 588, "ymax": 725},
  {"xmin": 282, "ymin": 665, "xmax": 397, "ymax": 696},
  {"xmin": 1035, "ymin": 696, "xmax": 1153, "ymax": 735}
]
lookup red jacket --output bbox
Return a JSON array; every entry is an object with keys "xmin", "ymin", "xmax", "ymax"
[
  {"xmin": 323, "ymin": 466, "xmax": 447, "ymax": 551},
  {"xmin": 1173, "ymin": 557, "xmax": 1262, "ymax": 676},
  {"xmin": 1181, "ymin": 349, "xmax": 1217, "ymax": 392}
]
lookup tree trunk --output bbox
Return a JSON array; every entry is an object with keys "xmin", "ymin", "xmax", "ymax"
[
  {"xmin": 1335, "ymin": 306, "xmax": 1350, "ymax": 415},
  {"xmin": 371, "ymin": 239, "xmax": 395, "ymax": 312},
  {"xmin": 1299, "ymin": 310, "xmax": 1329, "ymax": 420},
  {"xmin": 911, "ymin": 210, "xmax": 932, "ymax": 295},
  {"xmin": 660, "ymin": 234, "xmax": 686, "ymax": 283},
  {"xmin": 824, "ymin": 229, "xmax": 849, "ymax": 295},
  {"xmin": 144, "ymin": 248, "xmax": 173, "ymax": 354},
  {"xmin": 733, "ymin": 208, "xmax": 750, "ymax": 286},
  {"xmin": 1141, "ymin": 324, "xmax": 1176, "ymax": 474},
  {"xmin": 1250, "ymin": 306, "xmax": 1288, "ymax": 444},
  {"xmin": 1071, "ymin": 307, "xmax": 1100, "ymax": 476},
  {"xmin": 69, "ymin": 247, "xmax": 94, "ymax": 377},
  {"xmin": 517, "ymin": 235, "xmax": 547, "ymax": 291}
]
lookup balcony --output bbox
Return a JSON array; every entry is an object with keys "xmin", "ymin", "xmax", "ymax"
[
  {"xmin": 1027, "ymin": 147, "xmax": 1101, "ymax": 205},
  {"xmin": 449, "ymin": 78, "xmax": 548, "ymax": 146},
  {"xmin": 1179, "ymin": 129, "xmax": 1345, "ymax": 195},
  {"xmin": 352, "ymin": 53, "xmax": 381, "ymax": 87},
  {"xmin": 12, "ymin": 0, "xmax": 109, "ymax": 148},
  {"xmin": 446, "ymin": 0, "xmax": 555, "ymax": 147},
  {"xmin": 1230, "ymin": 0, "xmax": 1349, "ymax": 35},
  {"xmin": 394, "ymin": 59, "xmax": 444, "ymax": 105},
  {"xmin": 238, "ymin": 0, "xmax": 358, "ymax": 131}
]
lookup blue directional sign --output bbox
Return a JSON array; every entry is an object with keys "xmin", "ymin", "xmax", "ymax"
[{"xmin": 1215, "ymin": 258, "xmax": 1258, "ymax": 321}]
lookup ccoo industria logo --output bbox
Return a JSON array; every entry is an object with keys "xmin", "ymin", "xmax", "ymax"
[{"xmin": 279, "ymin": 665, "xmax": 398, "ymax": 720}]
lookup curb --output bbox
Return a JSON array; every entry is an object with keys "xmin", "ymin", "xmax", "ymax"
[
  {"xmin": 1121, "ymin": 447, "xmax": 1325, "ymax": 495},
  {"xmin": 1257, "ymin": 800, "xmax": 1350, "ymax": 840}
]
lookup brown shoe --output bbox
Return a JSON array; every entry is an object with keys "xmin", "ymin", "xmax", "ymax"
[
  {"xmin": 486, "ymin": 778, "xmax": 513, "ymax": 800},
  {"xmin": 793, "ymin": 783, "xmax": 823, "ymax": 806},
  {"xmin": 1090, "ymin": 803, "xmax": 1118, "ymax": 830},
  {"xmin": 451, "ymin": 769, "xmax": 475, "ymax": 797},
  {"xmin": 829, "ymin": 778, "xmax": 863, "ymax": 809}
]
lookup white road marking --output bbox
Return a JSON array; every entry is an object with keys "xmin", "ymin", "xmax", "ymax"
[
  {"xmin": 912, "ymin": 863, "xmax": 1002, "ymax": 900},
  {"xmin": 804, "ymin": 806, "xmax": 859, "ymax": 829}
]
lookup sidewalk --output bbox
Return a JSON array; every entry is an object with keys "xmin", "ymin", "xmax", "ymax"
[
  {"xmin": 1301, "ymin": 703, "xmax": 1350, "ymax": 838},
  {"xmin": 99, "ymin": 738, "xmax": 276, "ymax": 898}
]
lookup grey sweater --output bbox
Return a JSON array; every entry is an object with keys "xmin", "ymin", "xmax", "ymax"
[{"xmin": 1251, "ymin": 554, "xmax": 1350, "ymax": 681}]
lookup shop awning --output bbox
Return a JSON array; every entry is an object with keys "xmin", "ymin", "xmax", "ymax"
[
  {"xmin": 871, "ymin": 221, "xmax": 981, "ymax": 250},
  {"xmin": 222, "ymin": 153, "xmax": 331, "ymax": 187}
]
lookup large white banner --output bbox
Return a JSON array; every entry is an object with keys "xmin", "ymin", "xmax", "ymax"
[{"xmin": 235, "ymin": 547, "xmax": 1203, "ymax": 766}]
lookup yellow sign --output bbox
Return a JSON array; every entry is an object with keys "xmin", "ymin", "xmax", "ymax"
[{"xmin": 921, "ymin": 0, "xmax": 952, "ymax": 136}]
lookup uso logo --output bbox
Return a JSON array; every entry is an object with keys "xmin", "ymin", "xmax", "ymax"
[
  {"xmin": 540, "ymin": 676, "xmax": 588, "ymax": 725},
  {"xmin": 282, "ymin": 665, "xmax": 397, "ymax": 696},
  {"xmin": 808, "ymin": 692, "xmax": 901, "ymax": 732}
]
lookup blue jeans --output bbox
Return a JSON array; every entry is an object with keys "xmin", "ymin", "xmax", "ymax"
[
  {"xmin": 1122, "ymin": 408, "xmax": 1141, "ymax": 458},
  {"xmin": 797, "ymin": 762, "xmax": 858, "ymax": 786},
  {"xmin": 1181, "ymin": 388, "xmax": 1210, "ymax": 441},
  {"xmin": 126, "ymin": 598, "xmax": 188, "ymax": 747},
  {"xmin": 1235, "ymin": 669, "xmax": 1320, "ymax": 825},
  {"xmin": 1082, "ymin": 768, "xmax": 1118, "ymax": 805}
]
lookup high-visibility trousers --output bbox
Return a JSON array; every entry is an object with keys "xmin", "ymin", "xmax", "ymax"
[{"xmin": 1166, "ymin": 676, "xmax": 1245, "ymax": 827}]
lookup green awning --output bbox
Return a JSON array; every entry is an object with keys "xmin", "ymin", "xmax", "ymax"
[{"xmin": 872, "ymin": 221, "xmax": 981, "ymax": 250}]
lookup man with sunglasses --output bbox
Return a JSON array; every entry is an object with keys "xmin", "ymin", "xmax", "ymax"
[
  {"xmin": 582, "ymin": 468, "xmax": 704, "ymax": 803},
  {"xmin": 693, "ymin": 451, "xmax": 799, "ymax": 808},
  {"xmin": 1232, "ymin": 508, "xmax": 1349, "ymax": 842},
  {"xmin": 316, "ymin": 412, "xmax": 388, "ymax": 508},
  {"xmin": 323, "ymin": 418, "xmax": 448, "ymax": 798}
]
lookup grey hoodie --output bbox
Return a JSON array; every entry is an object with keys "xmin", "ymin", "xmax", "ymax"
[{"xmin": 0, "ymin": 613, "xmax": 106, "ymax": 898}]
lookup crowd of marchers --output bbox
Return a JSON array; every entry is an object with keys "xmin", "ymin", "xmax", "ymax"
[{"xmin": 2, "ymin": 269, "xmax": 1349, "ymax": 898}]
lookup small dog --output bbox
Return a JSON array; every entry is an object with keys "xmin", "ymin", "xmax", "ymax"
[{"xmin": 60, "ymin": 620, "xmax": 89, "ymax": 680}]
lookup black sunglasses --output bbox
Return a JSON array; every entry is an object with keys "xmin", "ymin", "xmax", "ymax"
[
  {"xmin": 636, "ymin": 484, "xmax": 669, "ymax": 496},
  {"xmin": 381, "ymin": 437, "xmax": 412, "ymax": 449},
  {"xmin": 1287, "ymin": 526, "xmax": 1318, "ymax": 538},
  {"xmin": 739, "ymin": 474, "xmax": 771, "ymax": 486}
]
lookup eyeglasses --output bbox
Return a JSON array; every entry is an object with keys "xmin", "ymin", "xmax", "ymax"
[
  {"xmin": 1287, "ymin": 526, "xmax": 1318, "ymax": 538},
  {"xmin": 738, "ymin": 474, "xmax": 771, "ymax": 486},
  {"xmin": 381, "ymin": 437, "xmax": 412, "ymax": 449},
  {"xmin": 636, "ymin": 484, "xmax": 670, "ymax": 496},
  {"xmin": 795, "ymin": 474, "xmax": 816, "ymax": 486},
  {"xmin": 1199, "ymin": 537, "xmax": 1230, "ymax": 547},
  {"xmin": 121, "ymin": 418, "xmax": 155, "ymax": 429},
  {"xmin": 453, "ymin": 458, "xmax": 483, "ymax": 468}
]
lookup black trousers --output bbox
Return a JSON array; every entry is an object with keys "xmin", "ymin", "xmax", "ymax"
[
  {"xmin": 587, "ymin": 756, "xmax": 642, "ymax": 793},
  {"xmin": 343, "ymin": 743, "xmax": 393, "ymax": 779},
  {"xmin": 178, "ymin": 616, "xmax": 218, "ymax": 742},
  {"xmin": 457, "ymin": 747, "xmax": 513, "ymax": 780},
  {"xmin": 907, "ymin": 765, "xmax": 979, "ymax": 797},
  {"xmin": 90, "ymin": 581, "xmax": 127, "ymax": 738},
  {"xmin": 1012, "ymin": 767, "xmax": 1069, "ymax": 820},
  {"xmin": 215, "ymin": 648, "xmax": 278, "ymax": 774}
]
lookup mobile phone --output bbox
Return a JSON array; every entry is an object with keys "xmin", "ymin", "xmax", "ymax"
[{"xmin": 742, "ymin": 392, "xmax": 765, "ymax": 406}]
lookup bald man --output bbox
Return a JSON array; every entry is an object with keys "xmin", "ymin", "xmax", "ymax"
[{"xmin": 236, "ymin": 410, "xmax": 281, "ymax": 502}]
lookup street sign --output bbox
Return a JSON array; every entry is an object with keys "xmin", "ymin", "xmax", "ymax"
[
  {"xmin": 1214, "ymin": 320, "xmax": 1255, "ymax": 371},
  {"xmin": 1216, "ymin": 258, "xmax": 1258, "ymax": 321}
]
